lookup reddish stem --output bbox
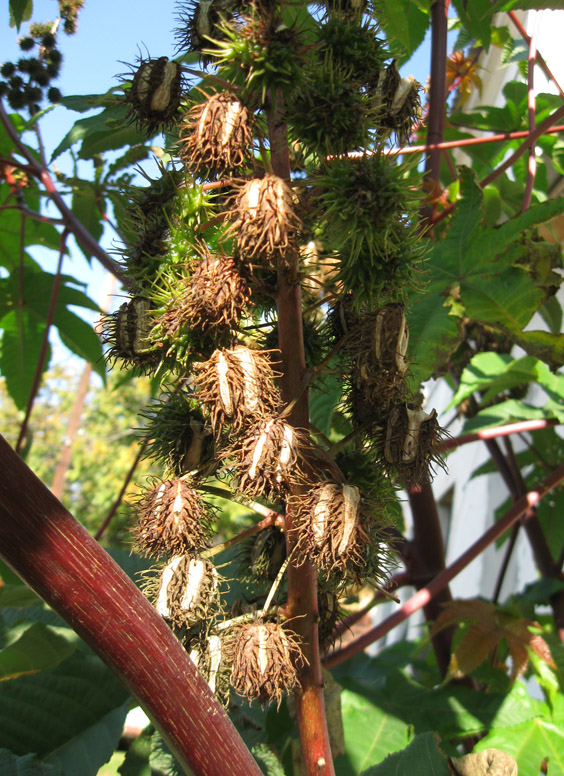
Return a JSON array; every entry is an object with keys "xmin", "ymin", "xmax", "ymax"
[
  {"xmin": 325, "ymin": 461, "xmax": 564, "ymax": 668},
  {"xmin": 521, "ymin": 20, "xmax": 538, "ymax": 212},
  {"xmin": 437, "ymin": 418, "xmax": 559, "ymax": 454},
  {"xmin": 508, "ymin": 11, "xmax": 564, "ymax": 100},
  {"xmin": 16, "ymin": 230, "xmax": 67, "ymax": 455},
  {"xmin": 0, "ymin": 435, "xmax": 262, "ymax": 776},
  {"xmin": 267, "ymin": 89, "xmax": 335, "ymax": 776}
]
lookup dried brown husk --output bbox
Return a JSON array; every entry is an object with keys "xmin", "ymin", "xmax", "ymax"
[
  {"xmin": 179, "ymin": 91, "xmax": 255, "ymax": 177},
  {"xmin": 375, "ymin": 60, "xmax": 421, "ymax": 143},
  {"xmin": 126, "ymin": 57, "xmax": 183, "ymax": 134},
  {"xmin": 187, "ymin": 631, "xmax": 232, "ymax": 707},
  {"xmin": 228, "ymin": 620, "xmax": 303, "ymax": 708},
  {"xmin": 154, "ymin": 555, "xmax": 220, "ymax": 629},
  {"xmin": 158, "ymin": 254, "xmax": 251, "ymax": 337},
  {"xmin": 192, "ymin": 346, "xmax": 281, "ymax": 435},
  {"xmin": 317, "ymin": 588, "xmax": 343, "ymax": 656},
  {"xmin": 348, "ymin": 303, "xmax": 409, "ymax": 390},
  {"xmin": 134, "ymin": 478, "xmax": 213, "ymax": 559},
  {"xmin": 230, "ymin": 417, "xmax": 306, "ymax": 498},
  {"xmin": 290, "ymin": 482, "xmax": 372, "ymax": 575},
  {"xmin": 227, "ymin": 175, "xmax": 302, "ymax": 270},
  {"xmin": 383, "ymin": 403, "xmax": 446, "ymax": 486},
  {"xmin": 101, "ymin": 297, "xmax": 161, "ymax": 370}
]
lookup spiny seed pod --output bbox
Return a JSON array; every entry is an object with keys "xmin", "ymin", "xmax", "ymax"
[
  {"xmin": 102, "ymin": 297, "xmax": 160, "ymax": 369},
  {"xmin": 291, "ymin": 482, "xmax": 371, "ymax": 574},
  {"xmin": 318, "ymin": 589, "xmax": 342, "ymax": 656},
  {"xmin": 159, "ymin": 254, "xmax": 251, "ymax": 338},
  {"xmin": 125, "ymin": 56, "xmax": 183, "ymax": 135},
  {"xmin": 134, "ymin": 478, "xmax": 213, "ymax": 559},
  {"xmin": 175, "ymin": 0, "xmax": 227, "ymax": 59},
  {"xmin": 192, "ymin": 347, "xmax": 281, "ymax": 435},
  {"xmin": 231, "ymin": 417, "xmax": 304, "ymax": 498},
  {"xmin": 240, "ymin": 526, "xmax": 287, "ymax": 584},
  {"xmin": 383, "ymin": 404, "xmax": 445, "ymax": 485},
  {"xmin": 140, "ymin": 394, "xmax": 216, "ymax": 478},
  {"xmin": 188, "ymin": 632, "xmax": 231, "ymax": 706},
  {"xmin": 346, "ymin": 303, "xmax": 409, "ymax": 397},
  {"xmin": 155, "ymin": 555, "xmax": 220, "ymax": 629},
  {"xmin": 179, "ymin": 92, "xmax": 255, "ymax": 177},
  {"xmin": 229, "ymin": 620, "xmax": 303, "ymax": 708},
  {"xmin": 228, "ymin": 175, "xmax": 302, "ymax": 271},
  {"xmin": 375, "ymin": 60, "xmax": 422, "ymax": 143}
]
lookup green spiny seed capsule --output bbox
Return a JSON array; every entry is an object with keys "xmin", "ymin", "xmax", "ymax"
[
  {"xmin": 375, "ymin": 60, "xmax": 422, "ymax": 143},
  {"xmin": 188, "ymin": 632, "xmax": 231, "ymax": 706},
  {"xmin": 231, "ymin": 417, "xmax": 303, "ymax": 498},
  {"xmin": 155, "ymin": 555, "xmax": 219, "ymax": 629},
  {"xmin": 229, "ymin": 620, "xmax": 303, "ymax": 708},
  {"xmin": 179, "ymin": 91, "xmax": 255, "ymax": 177},
  {"xmin": 102, "ymin": 297, "xmax": 160, "ymax": 369},
  {"xmin": 228, "ymin": 175, "xmax": 302, "ymax": 271},
  {"xmin": 158, "ymin": 254, "xmax": 251, "ymax": 338},
  {"xmin": 383, "ymin": 404, "xmax": 445, "ymax": 485},
  {"xmin": 135, "ymin": 478, "xmax": 213, "ymax": 559},
  {"xmin": 125, "ymin": 56, "xmax": 183, "ymax": 135},
  {"xmin": 192, "ymin": 347, "xmax": 281, "ymax": 435},
  {"xmin": 291, "ymin": 482, "xmax": 371, "ymax": 574}
]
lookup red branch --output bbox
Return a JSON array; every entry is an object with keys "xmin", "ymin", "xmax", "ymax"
[
  {"xmin": 0, "ymin": 434, "xmax": 261, "ymax": 776},
  {"xmin": 521, "ymin": 20, "xmax": 538, "ymax": 212},
  {"xmin": 437, "ymin": 418, "xmax": 559, "ymax": 454},
  {"xmin": 508, "ymin": 11, "xmax": 564, "ymax": 100},
  {"xmin": 325, "ymin": 461, "xmax": 564, "ymax": 668}
]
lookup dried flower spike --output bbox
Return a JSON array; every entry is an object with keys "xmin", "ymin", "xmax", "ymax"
[
  {"xmin": 192, "ymin": 347, "xmax": 280, "ymax": 435},
  {"xmin": 179, "ymin": 92, "xmax": 255, "ymax": 177},
  {"xmin": 125, "ymin": 56, "xmax": 183, "ymax": 135},
  {"xmin": 134, "ymin": 478, "xmax": 213, "ymax": 559},
  {"xmin": 229, "ymin": 620, "xmax": 303, "ymax": 708},
  {"xmin": 228, "ymin": 175, "xmax": 302, "ymax": 271},
  {"xmin": 155, "ymin": 555, "xmax": 220, "ymax": 629}
]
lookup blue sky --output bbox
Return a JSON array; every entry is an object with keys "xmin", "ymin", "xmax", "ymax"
[{"xmin": 2, "ymin": 1, "xmax": 433, "ymax": 318}]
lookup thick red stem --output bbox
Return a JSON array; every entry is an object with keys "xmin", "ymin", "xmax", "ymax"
[
  {"xmin": 0, "ymin": 435, "xmax": 261, "ymax": 776},
  {"xmin": 267, "ymin": 90, "xmax": 335, "ymax": 776},
  {"xmin": 437, "ymin": 418, "xmax": 558, "ymax": 453}
]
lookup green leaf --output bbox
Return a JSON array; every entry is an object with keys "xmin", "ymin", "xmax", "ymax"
[
  {"xmin": 462, "ymin": 400, "xmax": 548, "ymax": 432},
  {"xmin": 309, "ymin": 373, "xmax": 342, "ymax": 437},
  {"xmin": 375, "ymin": 0, "xmax": 431, "ymax": 62},
  {"xmin": 0, "ymin": 585, "xmax": 40, "ymax": 608},
  {"xmin": 8, "ymin": 0, "xmax": 32, "ymax": 30},
  {"xmin": 149, "ymin": 731, "xmax": 191, "ymax": 776},
  {"xmin": 406, "ymin": 289, "xmax": 461, "ymax": 388},
  {"xmin": 451, "ymin": 0, "xmax": 493, "ymax": 49},
  {"xmin": 118, "ymin": 726, "xmax": 151, "ymax": 776},
  {"xmin": 360, "ymin": 732, "xmax": 450, "ymax": 776},
  {"xmin": 70, "ymin": 180, "xmax": 105, "ymax": 260},
  {"xmin": 476, "ymin": 719, "xmax": 564, "ymax": 776},
  {"xmin": 0, "ymin": 652, "xmax": 130, "ymax": 776},
  {"xmin": 51, "ymin": 104, "xmax": 144, "ymax": 162},
  {"xmin": 493, "ymin": 0, "xmax": 564, "ymax": 10},
  {"xmin": 0, "ymin": 748, "xmax": 63, "ymax": 776},
  {"xmin": 0, "ymin": 623, "xmax": 76, "ymax": 680},
  {"xmin": 0, "ymin": 307, "xmax": 49, "ymax": 411},
  {"xmin": 251, "ymin": 744, "xmax": 285, "ymax": 776},
  {"xmin": 450, "ymin": 353, "xmax": 545, "ymax": 408}
]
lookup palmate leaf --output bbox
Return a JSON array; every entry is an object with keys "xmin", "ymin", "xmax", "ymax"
[
  {"xmin": 374, "ymin": 0, "xmax": 431, "ymax": 62},
  {"xmin": 360, "ymin": 732, "xmax": 450, "ymax": 776},
  {"xmin": 8, "ymin": 0, "xmax": 32, "ymax": 30},
  {"xmin": 408, "ymin": 167, "xmax": 564, "ymax": 386},
  {"xmin": 0, "ymin": 652, "xmax": 130, "ymax": 776},
  {"xmin": 0, "ymin": 749, "xmax": 63, "ymax": 776},
  {"xmin": 0, "ymin": 622, "xmax": 76, "ymax": 681},
  {"xmin": 475, "ymin": 719, "xmax": 564, "ymax": 776}
]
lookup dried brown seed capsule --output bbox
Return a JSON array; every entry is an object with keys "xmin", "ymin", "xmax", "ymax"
[
  {"xmin": 192, "ymin": 347, "xmax": 280, "ymax": 435},
  {"xmin": 188, "ymin": 632, "xmax": 231, "ymax": 706},
  {"xmin": 345, "ymin": 304, "xmax": 409, "ymax": 415},
  {"xmin": 179, "ymin": 92, "xmax": 255, "ymax": 176},
  {"xmin": 375, "ymin": 60, "xmax": 421, "ymax": 143},
  {"xmin": 231, "ymin": 417, "xmax": 304, "ymax": 498},
  {"xmin": 125, "ymin": 56, "xmax": 183, "ymax": 134},
  {"xmin": 102, "ymin": 297, "xmax": 160, "ymax": 369},
  {"xmin": 317, "ymin": 589, "xmax": 342, "ymax": 656},
  {"xmin": 229, "ymin": 620, "xmax": 303, "ymax": 708},
  {"xmin": 228, "ymin": 175, "xmax": 302, "ymax": 271},
  {"xmin": 155, "ymin": 555, "xmax": 219, "ymax": 629},
  {"xmin": 134, "ymin": 478, "xmax": 213, "ymax": 559},
  {"xmin": 159, "ymin": 254, "xmax": 251, "ymax": 337},
  {"xmin": 291, "ymin": 482, "xmax": 371, "ymax": 574},
  {"xmin": 383, "ymin": 404, "xmax": 445, "ymax": 485}
]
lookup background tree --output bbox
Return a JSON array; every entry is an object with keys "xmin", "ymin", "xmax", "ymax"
[{"xmin": 1, "ymin": 1, "xmax": 564, "ymax": 775}]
